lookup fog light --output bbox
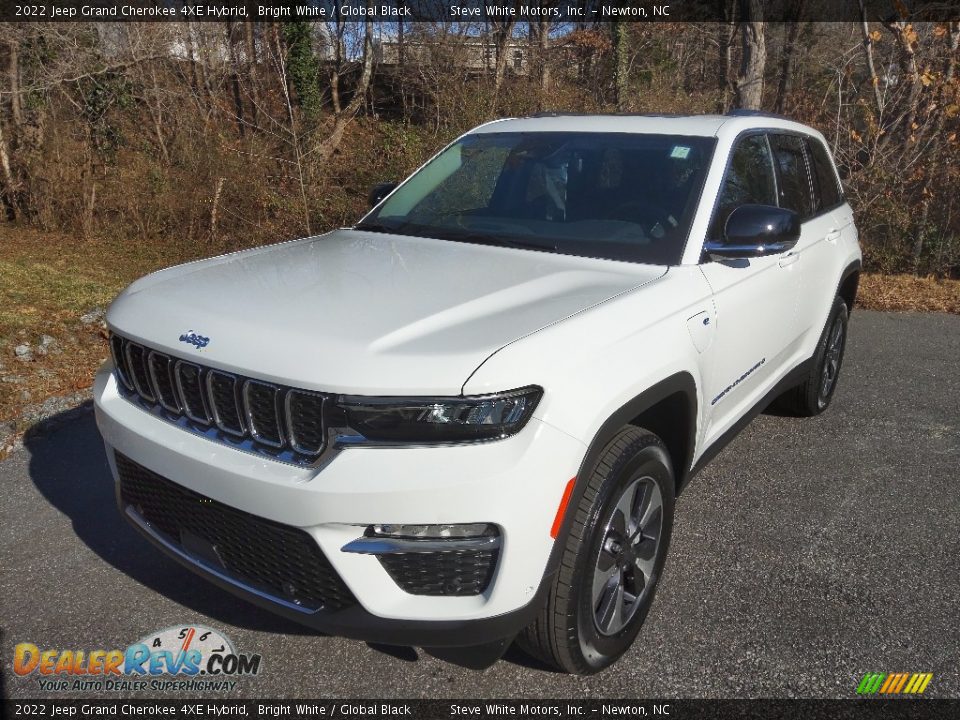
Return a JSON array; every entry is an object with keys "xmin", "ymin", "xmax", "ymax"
[{"xmin": 370, "ymin": 523, "xmax": 496, "ymax": 539}]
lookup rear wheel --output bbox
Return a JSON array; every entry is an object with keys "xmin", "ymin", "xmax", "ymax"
[
  {"xmin": 775, "ymin": 295, "xmax": 849, "ymax": 416},
  {"xmin": 518, "ymin": 427, "xmax": 674, "ymax": 674}
]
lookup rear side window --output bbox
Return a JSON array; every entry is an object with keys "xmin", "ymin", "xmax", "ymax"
[
  {"xmin": 712, "ymin": 134, "xmax": 777, "ymax": 237},
  {"xmin": 770, "ymin": 134, "xmax": 813, "ymax": 219},
  {"xmin": 806, "ymin": 138, "xmax": 842, "ymax": 211}
]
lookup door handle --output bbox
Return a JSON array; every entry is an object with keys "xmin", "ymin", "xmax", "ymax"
[
  {"xmin": 779, "ymin": 251, "xmax": 799, "ymax": 268},
  {"xmin": 825, "ymin": 228, "xmax": 841, "ymax": 244}
]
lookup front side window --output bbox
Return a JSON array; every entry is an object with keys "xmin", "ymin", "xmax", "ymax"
[
  {"xmin": 711, "ymin": 134, "xmax": 777, "ymax": 238},
  {"xmin": 770, "ymin": 134, "xmax": 813, "ymax": 219},
  {"xmin": 359, "ymin": 132, "xmax": 716, "ymax": 265}
]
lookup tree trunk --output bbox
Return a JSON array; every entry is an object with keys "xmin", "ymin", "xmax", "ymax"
[
  {"xmin": 531, "ymin": 16, "xmax": 551, "ymax": 109},
  {"xmin": 8, "ymin": 39, "xmax": 23, "ymax": 128},
  {"xmin": 315, "ymin": 16, "xmax": 375, "ymax": 163},
  {"xmin": 491, "ymin": 14, "xmax": 519, "ymax": 107},
  {"xmin": 910, "ymin": 21, "xmax": 960, "ymax": 274},
  {"xmin": 612, "ymin": 21, "xmax": 629, "ymax": 110},
  {"xmin": 774, "ymin": 4, "xmax": 806, "ymax": 114},
  {"xmin": 226, "ymin": 22, "xmax": 246, "ymax": 136},
  {"xmin": 884, "ymin": 20, "xmax": 922, "ymax": 149},
  {"xmin": 244, "ymin": 21, "xmax": 260, "ymax": 123},
  {"xmin": 718, "ymin": 3, "xmax": 737, "ymax": 113},
  {"xmin": 0, "ymin": 121, "xmax": 17, "ymax": 221},
  {"xmin": 734, "ymin": 0, "xmax": 765, "ymax": 110},
  {"xmin": 858, "ymin": 0, "xmax": 883, "ymax": 112}
]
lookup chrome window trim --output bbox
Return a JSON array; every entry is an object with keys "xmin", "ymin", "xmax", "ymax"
[
  {"xmin": 174, "ymin": 359, "xmax": 211, "ymax": 424},
  {"xmin": 147, "ymin": 350, "xmax": 181, "ymax": 414},
  {"xmin": 123, "ymin": 342, "xmax": 156, "ymax": 403},
  {"xmin": 206, "ymin": 370, "xmax": 246, "ymax": 438},
  {"xmin": 242, "ymin": 379, "xmax": 285, "ymax": 449}
]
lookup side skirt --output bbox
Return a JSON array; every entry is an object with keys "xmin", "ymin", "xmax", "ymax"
[{"xmin": 685, "ymin": 358, "xmax": 812, "ymax": 482}]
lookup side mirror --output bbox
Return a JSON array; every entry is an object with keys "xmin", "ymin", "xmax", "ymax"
[
  {"xmin": 368, "ymin": 181, "xmax": 398, "ymax": 208},
  {"xmin": 704, "ymin": 204, "xmax": 800, "ymax": 261}
]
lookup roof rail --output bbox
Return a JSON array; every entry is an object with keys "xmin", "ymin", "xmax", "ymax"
[{"xmin": 724, "ymin": 108, "xmax": 791, "ymax": 120}]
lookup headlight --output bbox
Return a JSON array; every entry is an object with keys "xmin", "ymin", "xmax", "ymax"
[{"xmin": 335, "ymin": 386, "xmax": 542, "ymax": 444}]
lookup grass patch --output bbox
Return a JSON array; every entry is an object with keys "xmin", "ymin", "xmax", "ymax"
[
  {"xmin": 0, "ymin": 224, "xmax": 233, "ymax": 428},
  {"xmin": 858, "ymin": 273, "xmax": 960, "ymax": 314}
]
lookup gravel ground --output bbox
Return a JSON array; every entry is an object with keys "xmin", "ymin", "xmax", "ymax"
[{"xmin": 1, "ymin": 310, "xmax": 958, "ymax": 700}]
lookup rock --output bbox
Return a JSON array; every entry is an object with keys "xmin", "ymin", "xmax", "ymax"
[
  {"xmin": 1, "ymin": 374, "xmax": 25, "ymax": 384},
  {"xmin": 80, "ymin": 308, "xmax": 106, "ymax": 325},
  {"xmin": 14, "ymin": 344, "xmax": 33, "ymax": 362},
  {"xmin": 20, "ymin": 390, "xmax": 32, "ymax": 402},
  {"xmin": 36, "ymin": 334, "xmax": 61, "ymax": 356},
  {"xmin": 38, "ymin": 368, "xmax": 55, "ymax": 379}
]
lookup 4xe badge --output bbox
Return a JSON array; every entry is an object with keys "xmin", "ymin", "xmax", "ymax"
[
  {"xmin": 179, "ymin": 330, "xmax": 210, "ymax": 349},
  {"xmin": 13, "ymin": 625, "xmax": 261, "ymax": 693}
]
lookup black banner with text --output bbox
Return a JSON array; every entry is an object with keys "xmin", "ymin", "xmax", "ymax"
[
  {"xmin": 3, "ymin": 0, "xmax": 960, "ymax": 24},
  {"xmin": 5, "ymin": 699, "xmax": 960, "ymax": 720}
]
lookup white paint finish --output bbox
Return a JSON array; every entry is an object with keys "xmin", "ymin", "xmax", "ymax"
[
  {"xmin": 95, "ymin": 113, "xmax": 862, "ymax": 628},
  {"xmin": 95, "ymin": 365, "xmax": 585, "ymax": 621},
  {"xmin": 107, "ymin": 230, "xmax": 663, "ymax": 395}
]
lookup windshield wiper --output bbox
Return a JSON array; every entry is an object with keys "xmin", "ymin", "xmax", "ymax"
[
  {"xmin": 431, "ymin": 229, "xmax": 560, "ymax": 253},
  {"xmin": 354, "ymin": 221, "xmax": 405, "ymax": 234}
]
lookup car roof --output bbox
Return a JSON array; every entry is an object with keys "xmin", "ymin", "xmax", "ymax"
[{"xmin": 470, "ymin": 113, "xmax": 825, "ymax": 143}]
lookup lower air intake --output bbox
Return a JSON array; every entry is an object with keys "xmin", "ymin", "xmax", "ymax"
[{"xmin": 115, "ymin": 452, "xmax": 356, "ymax": 612}]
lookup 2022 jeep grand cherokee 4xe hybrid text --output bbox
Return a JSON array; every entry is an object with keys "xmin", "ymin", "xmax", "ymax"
[{"xmin": 95, "ymin": 112, "xmax": 861, "ymax": 674}]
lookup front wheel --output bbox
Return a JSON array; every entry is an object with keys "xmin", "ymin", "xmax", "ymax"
[{"xmin": 518, "ymin": 427, "xmax": 675, "ymax": 674}]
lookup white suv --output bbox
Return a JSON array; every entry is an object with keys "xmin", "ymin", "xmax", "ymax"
[{"xmin": 95, "ymin": 112, "xmax": 861, "ymax": 674}]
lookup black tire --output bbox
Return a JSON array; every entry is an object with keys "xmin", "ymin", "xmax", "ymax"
[
  {"xmin": 518, "ymin": 427, "xmax": 675, "ymax": 674},
  {"xmin": 775, "ymin": 295, "xmax": 849, "ymax": 417}
]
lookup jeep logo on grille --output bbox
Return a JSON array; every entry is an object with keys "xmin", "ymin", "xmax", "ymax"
[{"xmin": 179, "ymin": 330, "xmax": 210, "ymax": 349}]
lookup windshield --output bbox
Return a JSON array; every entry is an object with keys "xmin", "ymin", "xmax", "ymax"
[{"xmin": 358, "ymin": 131, "xmax": 716, "ymax": 265}]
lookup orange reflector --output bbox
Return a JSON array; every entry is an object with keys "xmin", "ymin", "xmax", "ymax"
[{"xmin": 550, "ymin": 478, "xmax": 577, "ymax": 539}]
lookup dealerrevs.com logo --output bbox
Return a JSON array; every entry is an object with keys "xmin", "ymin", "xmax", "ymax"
[{"xmin": 13, "ymin": 625, "xmax": 261, "ymax": 693}]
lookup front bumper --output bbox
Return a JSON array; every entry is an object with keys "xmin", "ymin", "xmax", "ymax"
[{"xmin": 94, "ymin": 364, "xmax": 586, "ymax": 646}]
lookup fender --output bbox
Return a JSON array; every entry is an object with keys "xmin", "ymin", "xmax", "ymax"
[
  {"xmin": 542, "ymin": 371, "xmax": 698, "ymax": 579},
  {"xmin": 838, "ymin": 259, "xmax": 861, "ymax": 310}
]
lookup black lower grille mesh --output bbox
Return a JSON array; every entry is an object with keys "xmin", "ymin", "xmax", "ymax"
[
  {"xmin": 378, "ymin": 549, "xmax": 499, "ymax": 596},
  {"xmin": 116, "ymin": 453, "xmax": 356, "ymax": 611}
]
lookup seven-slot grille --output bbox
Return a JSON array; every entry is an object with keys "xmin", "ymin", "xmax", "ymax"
[
  {"xmin": 116, "ymin": 452, "xmax": 356, "ymax": 612},
  {"xmin": 110, "ymin": 333, "xmax": 326, "ymax": 464}
]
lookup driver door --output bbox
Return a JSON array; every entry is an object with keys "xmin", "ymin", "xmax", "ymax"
[{"xmin": 698, "ymin": 133, "xmax": 803, "ymax": 447}]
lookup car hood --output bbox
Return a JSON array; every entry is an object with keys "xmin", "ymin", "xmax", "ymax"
[{"xmin": 107, "ymin": 230, "xmax": 666, "ymax": 394}]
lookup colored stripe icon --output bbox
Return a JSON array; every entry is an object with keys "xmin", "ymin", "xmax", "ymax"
[{"xmin": 857, "ymin": 672, "xmax": 933, "ymax": 695}]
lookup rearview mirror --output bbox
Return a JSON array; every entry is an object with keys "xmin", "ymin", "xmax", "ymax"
[
  {"xmin": 368, "ymin": 181, "xmax": 398, "ymax": 208},
  {"xmin": 704, "ymin": 204, "xmax": 800, "ymax": 261}
]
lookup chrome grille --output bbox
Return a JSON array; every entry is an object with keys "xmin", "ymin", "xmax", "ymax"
[
  {"xmin": 207, "ymin": 370, "xmax": 245, "ymax": 436},
  {"xmin": 175, "ymin": 361, "xmax": 209, "ymax": 423},
  {"xmin": 244, "ymin": 380, "xmax": 283, "ymax": 447},
  {"xmin": 148, "ymin": 351, "xmax": 179, "ymax": 413},
  {"xmin": 124, "ymin": 342, "xmax": 155, "ymax": 402},
  {"xmin": 110, "ymin": 333, "xmax": 327, "ymax": 465},
  {"xmin": 286, "ymin": 391, "xmax": 325, "ymax": 456}
]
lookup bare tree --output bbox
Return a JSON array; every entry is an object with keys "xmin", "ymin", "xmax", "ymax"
[{"xmin": 734, "ymin": 0, "xmax": 765, "ymax": 109}]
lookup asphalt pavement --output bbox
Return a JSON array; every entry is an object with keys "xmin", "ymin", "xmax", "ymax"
[{"xmin": 1, "ymin": 310, "xmax": 958, "ymax": 699}]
